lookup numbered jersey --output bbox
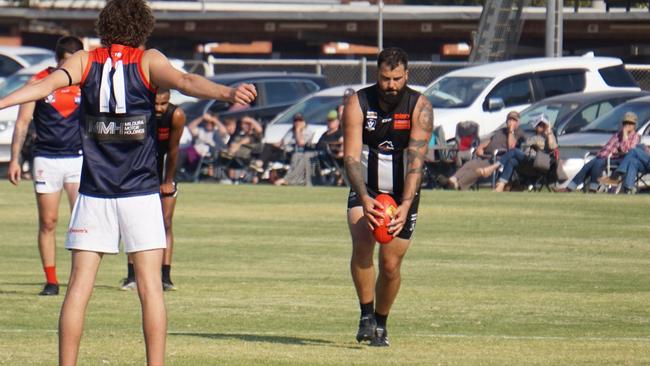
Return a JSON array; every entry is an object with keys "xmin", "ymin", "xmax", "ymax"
[
  {"xmin": 79, "ymin": 45, "xmax": 158, "ymax": 198},
  {"xmin": 356, "ymin": 84, "xmax": 420, "ymax": 195},
  {"xmin": 32, "ymin": 67, "xmax": 82, "ymax": 157}
]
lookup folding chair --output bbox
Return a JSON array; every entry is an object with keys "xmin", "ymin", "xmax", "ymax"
[{"xmin": 451, "ymin": 121, "xmax": 480, "ymax": 168}]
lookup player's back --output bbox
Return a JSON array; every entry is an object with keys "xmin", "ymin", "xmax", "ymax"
[{"xmin": 79, "ymin": 44, "xmax": 159, "ymax": 198}]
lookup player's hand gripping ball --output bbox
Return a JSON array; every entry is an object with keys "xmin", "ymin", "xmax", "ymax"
[{"xmin": 372, "ymin": 194, "xmax": 398, "ymax": 244}]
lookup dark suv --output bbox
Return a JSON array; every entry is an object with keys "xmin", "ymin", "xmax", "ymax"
[{"xmin": 180, "ymin": 72, "xmax": 329, "ymax": 124}]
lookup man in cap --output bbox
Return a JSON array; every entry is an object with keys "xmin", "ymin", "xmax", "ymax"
[
  {"xmin": 477, "ymin": 113, "xmax": 557, "ymax": 191},
  {"xmin": 564, "ymin": 111, "xmax": 639, "ymax": 192},
  {"xmin": 599, "ymin": 112, "xmax": 649, "ymax": 192},
  {"xmin": 446, "ymin": 110, "xmax": 526, "ymax": 190}
]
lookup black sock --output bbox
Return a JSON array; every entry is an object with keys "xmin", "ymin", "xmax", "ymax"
[
  {"xmin": 360, "ymin": 301, "xmax": 374, "ymax": 317},
  {"xmin": 162, "ymin": 265, "xmax": 171, "ymax": 282},
  {"xmin": 375, "ymin": 312, "xmax": 388, "ymax": 328},
  {"xmin": 127, "ymin": 263, "xmax": 135, "ymax": 281}
]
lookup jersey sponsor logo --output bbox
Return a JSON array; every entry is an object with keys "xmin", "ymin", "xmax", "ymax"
[
  {"xmin": 393, "ymin": 119, "xmax": 411, "ymax": 130},
  {"xmin": 381, "ymin": 117, "xmax": 392, "ymax": 124},
  {"xmin": 45, "ymin": 94, "xmax": 56, "ymax": 104},
  {"xmin": 158, "ymin": 127, "xmax": 170, "ymax": 141},
  {"xmin": 378, "ymin": 140, "xmax": 395, "ymax": 152},
  {"xmin": 394, "ymin": 113, "xmax": 410, "ymax": 120},
  {"xmin": 34, "ymin": 180, "xmax": 46, "ymax": 185},
  {"xmin": 68, "ymin": 227, "xmax": 88, "ymax": 234},
  {"xmin": 85, "ymin": 115, "xmax": 147, "ymax": 142}
]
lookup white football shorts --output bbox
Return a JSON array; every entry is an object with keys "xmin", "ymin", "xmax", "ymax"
[
  {"xmin": 32, "ymin": 156, "xmax": 82, "ymax": 194},
  {"xmin": 65, "ymin": 193, "xmax": 166, "ymax": 254}
]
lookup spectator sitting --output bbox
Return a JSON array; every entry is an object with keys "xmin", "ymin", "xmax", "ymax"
[
  {"xmin": 274, "ymin": 113, "xmax": 316, "ymax": 186},
  {"xmin": 186, "ymin": 112, "xmax": 230, "ymax": 177},
  {"xmin": 563, "ymin": 111, "xmax": 639, "ymax": 192},
  {"xmin": 316, "ymin": 110, "xmax": 344, "ymax": 185},
  {"xmin": 598, "ymin": 143, "xmax": 650, "ymax": 193},
  {"xmin": 446, "ymin": 111, "xmax": 526, "ymax": 190},
  {"xmin": 220, "ymin": 116, "xmax": 263, "ymax": 182},
  {"xmin": 477, "ymin": 114, "xmax": 557, "ymax": 192}
]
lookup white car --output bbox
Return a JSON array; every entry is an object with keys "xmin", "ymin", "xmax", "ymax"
[
  {"xmin": 422, "ymin": 54, "xmax": 641, "ymax": 141},
  {"xmin": 0, "ymin": 60, "xmax": 57, "ymax": 163},
  {"xmin": 263, "ymin": 84, "xmax": 426, "ymax": 146},
  {"xmin": 0, "ymin": 46, "xmax": 54, "ymax": 84}
]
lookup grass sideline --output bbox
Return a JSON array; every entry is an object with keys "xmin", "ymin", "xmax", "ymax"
[{"xmin": 1, "ymin": 183, "xmax": 650, "ymax": 365}]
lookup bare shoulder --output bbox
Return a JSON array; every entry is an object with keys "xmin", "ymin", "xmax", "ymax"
[
  {"xmin": 142, "ymin": 48, "xmax": 166, "ymax": 63},
  {"xmin": 172, "ymin": 106, "xmax": 186, "ymax": 124}
]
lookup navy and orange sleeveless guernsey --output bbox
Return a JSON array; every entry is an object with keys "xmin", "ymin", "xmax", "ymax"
[
  {"xmin": 32, "ymin": 67, "xmax": 82, "ymax": 158},
  {"xmin": 356, "ymin": 84, "xmax": 421, "ymax": 196},
  {"xmin": 155, "ymin": 102, "xmax": 177, "ymax": 183},
  {"xmin": 79, "ymin": 45, "xmax": 158, "ymax": 198}
]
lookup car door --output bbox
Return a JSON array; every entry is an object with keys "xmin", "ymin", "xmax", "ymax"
[
  {"xmin": 0, "ymin": 55, "xmax": 22, "ymax": 80},
  {"xmin": 482, "ymin": 73, "xmax": 535, "ymax": 134}
]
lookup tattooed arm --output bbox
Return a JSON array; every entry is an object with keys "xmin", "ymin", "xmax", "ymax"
[
  {"xmin": 389, "ymin": 95, "xmax": 433, "ymax": 236},
  {"xmin": 343, "ymin": 92, "xmax": 383, "ymax": 228}
]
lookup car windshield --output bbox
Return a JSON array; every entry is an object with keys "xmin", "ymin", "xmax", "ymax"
[
  {"xmin": 19, "ymin": 53, "xmax": 54, "ymax": 65},
  {"xmin": 0, "ymin": 72, "xmax": 33, "ymax": 98},
  {"xmin": 519, "ymin": 101, "xmax": 579, "ymax": 130},
  {"xmin": 423, "ymin": 76, "xmax": 492, "ymax": 108},
  {"xmin": 581, "ymin": 102, "xmax": 650, "ymax": 133},
  {"xmin": 273, "ymin": 95, "xmax": 341, "ymax": 125}
]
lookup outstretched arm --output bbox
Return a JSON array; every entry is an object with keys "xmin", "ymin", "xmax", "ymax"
[
  {"xmin": 390, "ymin": 95, "xmax": 433, "ymax": 236},
  {"xmin": 0, "ymin": 51, "xmax": 86, "ymax": 110},
  {"xmin": 146, "ymin": 49, "xmax": 256, "ymax": 105}
]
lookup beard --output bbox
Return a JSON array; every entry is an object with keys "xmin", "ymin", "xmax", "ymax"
[{"xmin": 378, "ymin": 86, "xmax": 406, "ymax": 110}]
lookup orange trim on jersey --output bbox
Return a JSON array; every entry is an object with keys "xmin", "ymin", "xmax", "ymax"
[
  {"xmin": 136, "ymin": 49, "xmax": 155, "ymax": 93},
  {"xmin": 80, "ymin": 50, "xmax": 94, "ymax": 85}
]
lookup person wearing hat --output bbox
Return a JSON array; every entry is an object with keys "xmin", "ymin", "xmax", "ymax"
[
  {"xmin": 563, "ymin": 111, "xmax": 639, "ymax": 192},
  {"xmin": 446, "ymin": 110, "xmax": 526, "ymax": 190},
  {"xmin": 598, "ymin": 112, "xmax": 650, "ymax": 192},
  {"xmin": 316, "ymin": 110, "xmax": 345, "ymax": 185},
  {"xmin": 274, "ymin": 112, "xmax": 317, "ymax": 185},
  {"xmin": 477, "ymin": 114, "xmax": 558, "ymax": 192}
]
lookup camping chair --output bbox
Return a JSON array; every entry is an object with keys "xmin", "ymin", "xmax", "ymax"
[
  {"xmin": 424, "ymin": 126, "xmax": 455, "ymax": 188},
  {"xmin": 451, "ymin": 121, "xmax": 480, "ymax": 168}
]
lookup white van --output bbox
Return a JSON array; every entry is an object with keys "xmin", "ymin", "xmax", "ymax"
[{"xmin": 423, "ymin": 55, "xmax": 640, "ymax": 140}]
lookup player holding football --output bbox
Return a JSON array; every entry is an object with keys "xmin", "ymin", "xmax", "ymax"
[
  {"xmin": 121, "ymin": 89, "xmax": 186, "ymax": 291},
  {"xmin": 0, "ymin": 0, "xmax": 256, "ymax": 364},
  {"xmin": 7, "ymin": 36, "xmax": 84, "ymax": 296},
  {"xmin": 343, "ymin": 47, "xmax": 433, "ymax": 347}
]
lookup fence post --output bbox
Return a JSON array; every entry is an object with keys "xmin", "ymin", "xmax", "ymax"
[
  {"xmin": 360, "ymin": 57, "xmax": 367, "ymax": 84},
  {"xmin": 316, "ymin": 60, "xmax": 322, "ymax": 76}
]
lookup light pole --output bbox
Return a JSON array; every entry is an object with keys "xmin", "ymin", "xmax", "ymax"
[{"xmin": 378, "ymin": 0, "xmax": 384, "ymax": 51}]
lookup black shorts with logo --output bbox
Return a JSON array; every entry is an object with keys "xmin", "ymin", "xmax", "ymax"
[{"xmin": 347, "ymin": 188, "xmax": 420, "ymax": 240}]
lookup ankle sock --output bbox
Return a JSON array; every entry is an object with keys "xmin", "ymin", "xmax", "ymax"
[
  {"xmin": 375, "ymin": 312, "xmax": 388, "ymax": 328},
  {"xmin": 127, "ymin": 263, "xmax": 135, "ymax": 281},
  {"xmin": 44, "ymin": 266, "xmax": 58, "ymax": 285},
  {"xmin": 360, "ymin": 301, "xmax": 374, "ymax": 317},
  {"xmin": 162, "ymin": 265, "xmax": 171, "ymax": 282}
]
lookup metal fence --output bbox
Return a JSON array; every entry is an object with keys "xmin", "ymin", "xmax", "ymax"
[{"xmin": 205, "ymin": 57, "xmax": 650, "ymax": 90}]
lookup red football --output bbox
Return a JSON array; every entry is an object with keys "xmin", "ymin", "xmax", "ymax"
[{"xmin": 372, "ymin": 194, "xmax": 398, "ymax": 245}]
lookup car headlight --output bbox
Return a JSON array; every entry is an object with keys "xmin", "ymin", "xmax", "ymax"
[{"xmin": 0, "ymin": 120, "xmax": 14, "ymax": 132}]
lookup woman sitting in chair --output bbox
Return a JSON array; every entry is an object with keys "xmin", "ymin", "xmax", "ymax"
[{"xmin": 477, "ymin": 115, "xmax": 557, "ymax": 192}]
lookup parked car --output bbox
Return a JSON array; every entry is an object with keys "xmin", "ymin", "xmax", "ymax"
[
  {"xmin": 423, "ymin": 54, "xmax": 640, "ymax": 140},
  {"xmin": 557, "ymin": 96, "xmax": 650, "ymax": 185},
  {"xmin": 263, "ymin": 84, "xmax": 426, "ymax": 145},
  {"xmin": 516, "ymin": 90, "xmax": 650, "ymax": 136},
  {"xmin": 0, "ymin": 46, "xmax": 54, "ymax": 84},
  {"xmin": 0, "ymin": 60, "xmax": 57, "ymax": 163},
  {"xmin": 180, "ymin": 72, "xmax": 328, "ymax": 125}
]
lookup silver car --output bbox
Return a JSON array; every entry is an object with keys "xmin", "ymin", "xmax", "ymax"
[{"xmin": 557, "ymin": 96, "xmax": 650, "ymax": 186}]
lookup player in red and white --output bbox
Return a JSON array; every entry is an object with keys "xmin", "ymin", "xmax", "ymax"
[
  {"xmin": 7, "ymin": 36, "xmax": 84, "ymax": 296},
  {"xmin": 0, "ymin": 0, "xmax": 256, "ymax": 364}
]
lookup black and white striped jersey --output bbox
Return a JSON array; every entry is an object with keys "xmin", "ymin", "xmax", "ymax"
[{"xmin": 356, "ymin": 84, "xmax": 421, "ymax": 196}]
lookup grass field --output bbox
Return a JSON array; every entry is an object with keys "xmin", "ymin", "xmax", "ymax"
[{"xmin": 1, "ymin": 183, "xmax": 650, "ymax": 365}]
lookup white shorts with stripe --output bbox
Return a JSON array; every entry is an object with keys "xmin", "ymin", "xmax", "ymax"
[
  {"xmin": 32, "ymin": 156, "xmax": 82, "ymax": 194},
  {"xmin": 65, "ymin": 193, "xmax": 166, "ymax": 254}
]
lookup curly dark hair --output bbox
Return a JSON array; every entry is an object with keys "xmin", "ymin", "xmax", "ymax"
[{"xmin": 96, "ymin": 0, "xmax": 155, "ymax": 48}]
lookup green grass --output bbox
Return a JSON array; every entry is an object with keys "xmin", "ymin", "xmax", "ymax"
[{"xmin": 1, "ymin": 183, "xmax": 650, "ymax": 365}]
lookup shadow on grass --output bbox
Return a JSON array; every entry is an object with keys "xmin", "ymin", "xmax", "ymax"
[{"xmin": 169, "ymin": 332, "xmax": 363, "ymax": 349}]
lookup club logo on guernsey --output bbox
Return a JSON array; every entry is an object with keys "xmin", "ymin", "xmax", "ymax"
[
  {"xmin": 86, "ymin": 115, "xmax": 147, "ymax": 142},
  {"xmin": 366, "ymin": 110, "xmax": 378, "ymax": 131},
  {"xmin": 378, "ymin": 140, "xmax": 395, "ymax": 152},
  {"xmin": 45, "ymin": 94, "xmax": 55, "ymax": 104}
]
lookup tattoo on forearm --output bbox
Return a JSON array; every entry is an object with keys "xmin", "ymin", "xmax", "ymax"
[
  {"xmin": 418, "ymin": 102, "xmax": 434, "ymax": 133},
  {"xmin": 344, "ymin": 156, "xmax": 367, "ymax": 196}
]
